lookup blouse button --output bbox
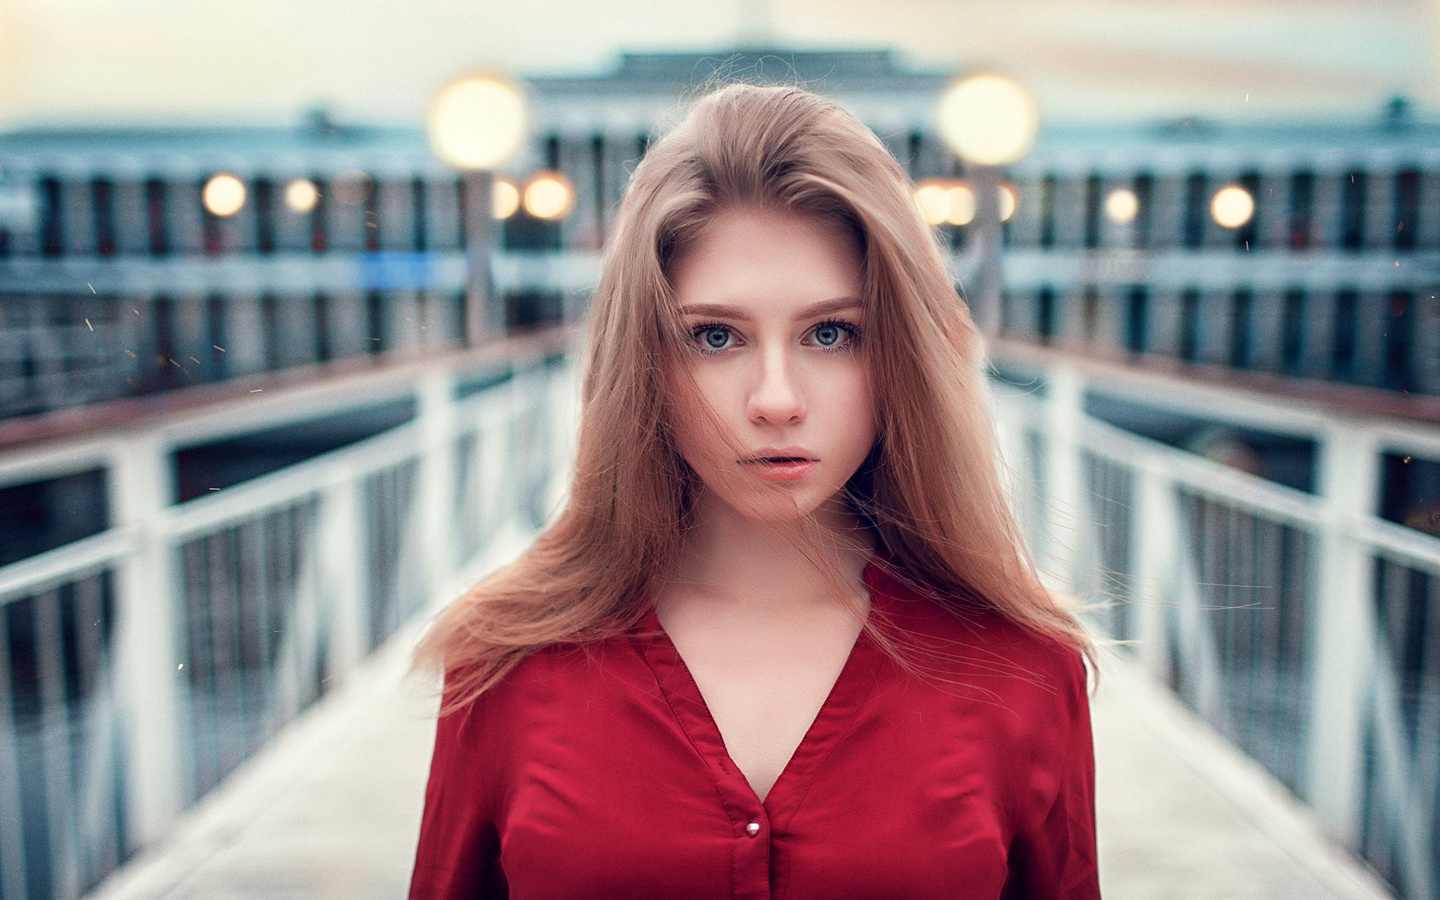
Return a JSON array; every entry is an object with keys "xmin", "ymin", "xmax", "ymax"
[{"xmin": 746, "ymin": 822, "xmax": 761, "ymax": 837}]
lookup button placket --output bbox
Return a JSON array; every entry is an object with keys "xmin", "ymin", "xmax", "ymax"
[{"xmin": 732, "ymin": 810, "xmax": 771, "ymax": 900}]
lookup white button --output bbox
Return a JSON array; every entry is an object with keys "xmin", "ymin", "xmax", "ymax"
[{"xmin": 746, "ymin": 822, "xmax": 760, "ymax": 837}]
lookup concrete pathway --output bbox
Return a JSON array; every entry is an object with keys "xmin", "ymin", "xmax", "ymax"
[
  {"xmin": 86, "ymin": 632, "xmax": 1395, "ymax": 900},
  {"xmin": 1091, "ymin": 651, "xmax": 1392, "ymax": 900}
]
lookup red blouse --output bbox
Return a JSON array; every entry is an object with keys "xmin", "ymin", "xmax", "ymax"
[{"xmin": 410, "ymin": 564, "xmax": 1099, "ymax": 899}]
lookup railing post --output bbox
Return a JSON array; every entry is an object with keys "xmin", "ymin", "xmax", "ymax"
[
  {"xmin": 108, "ymin": 430, "xmax": 183, "ymax": 845},
  {"xmin": 417, "ymin": 370, "xmax": 458, "ymax": 599},
  {"xmin": 1042, "ymin": 363, "xmax": 1086, "ymax": 596},
  {"xmin": 320, "ymin": 472, "xmax": 368, "ymax": 681},
  {"xmin": 1307, "ymin": 422, "xmax": 1380, "ymax": 843},
  {"xmin": 483, "ymin": 380, "xmax": 520, "ymax": 538},
  {"xmin": 1133, "ymin": 464, "xmax": 1175, "ymax": 677}
]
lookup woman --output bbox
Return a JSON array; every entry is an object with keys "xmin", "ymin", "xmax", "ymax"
[{"xmin": 410, "ymin": 83, "xmax": 1099, "ymax": 899}]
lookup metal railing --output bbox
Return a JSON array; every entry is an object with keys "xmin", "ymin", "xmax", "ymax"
[
  {"xmin": 0, "ymin": 340, "xmax": 576, "ymax": 900},
  {"xmin": 995, "ymin": 355, "xmax": 1440, "ymax": 900}
]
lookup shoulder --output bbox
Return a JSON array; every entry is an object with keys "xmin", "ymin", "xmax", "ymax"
[{"xmin": 441, "ymin": 631, "xmax": 661, "ymax": 736}]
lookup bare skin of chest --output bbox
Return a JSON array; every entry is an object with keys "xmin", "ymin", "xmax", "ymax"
[{"xmin": 658, "ymin": 595, "xmax": 864, "ymax": 801}]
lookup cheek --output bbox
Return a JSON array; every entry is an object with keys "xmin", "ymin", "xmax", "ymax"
[
  {"xmin": 667, "ymin": 379, "xmax": 726, "ymax": 469},
  {"xmin": 842, "ymin": 373, "xmax": 878, "ymax": 447}
]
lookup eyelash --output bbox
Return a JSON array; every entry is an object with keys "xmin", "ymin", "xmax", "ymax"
[
  {"xmin": 686, "ymin": 320, "xmax": 863, "ymax": 355},
  {"xmin": 810, "ymin": 320, "xmax": 862, "ymax": 351}
]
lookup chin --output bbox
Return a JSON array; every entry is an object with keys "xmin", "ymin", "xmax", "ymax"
[{"xmin": 718, "ymin": 488, "xmax": 844, "ymax": 527}]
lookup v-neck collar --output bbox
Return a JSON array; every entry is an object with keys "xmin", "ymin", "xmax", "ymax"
[{"xmin": 635, "ymin": 562, "xmax": 889, "ymax": 830}]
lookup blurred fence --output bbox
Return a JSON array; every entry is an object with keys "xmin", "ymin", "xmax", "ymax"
[
  {"xmin": 995, "ymin": 353, "xmax": 1440, "ymax": 900},
  {"xmin": 0, "ymin": 341, "xmax": 575, "ymax": 900}
]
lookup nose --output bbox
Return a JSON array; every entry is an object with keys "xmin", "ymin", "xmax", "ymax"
[{"xmin": 746, "ymin": 347, "xmax": 805, "ymax": 425}]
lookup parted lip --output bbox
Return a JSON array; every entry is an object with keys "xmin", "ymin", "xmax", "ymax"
[{"xmin": 741, "ymin": 447, "xmax": 817, "ymax": 464}]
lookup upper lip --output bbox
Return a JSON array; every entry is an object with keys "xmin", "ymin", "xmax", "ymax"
[{"xmin": 742, "ymin": 447, "xmax": 816, "ymax": 463}]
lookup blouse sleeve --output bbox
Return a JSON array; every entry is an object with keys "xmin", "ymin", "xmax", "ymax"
[
  {"xmin": 409, "ymin": 689, "xmax": 508, "ymax": 900},
  {"xmin": 1001, "ymin": 653, "xmax": 1101, "ymax": 899}
]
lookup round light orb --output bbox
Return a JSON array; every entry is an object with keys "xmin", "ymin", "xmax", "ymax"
[
  {"xmin": 492, "ymin": 177, "xmax": 521, "ymax": 220},
  {"xmin": 284, "ymin": 178, "xmax": 319, "ymax": 214},
  {"xmin": 1105, "ymin": 187, "xmax": 1140, "ymax": 224},
  {"xmin": 914, "ymin": 181, "xmax": 951, "ymax": 226},
  {"xmin": 428, "ymin": 72, "xmax": 528, "ymax": 171},
  {"xmin": 935, "ymin": 73, "xmax": 1039, "ymax": 166},
  {"xmin": 999, "ymin": 182, "xmax": 1019, "ymax": 222},
  {"xmin": 1211, "ymin": 185, "xmax": 1255, "ymax": 229},
  {"xmin": 202, "ymin": 173, "xmax": 246, "ymax": 217},
  {"xmin": 522, "ymin": 170, "xmax": 575, "ymax": 221},
  {"xmin": 944, "ymin": 183, "xmax": 976, "ymax": 226}
]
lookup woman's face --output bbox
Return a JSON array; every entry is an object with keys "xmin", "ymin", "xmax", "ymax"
[{"xmin": 667, "ymin": 206, "xmax": 875, "ymax": 527}]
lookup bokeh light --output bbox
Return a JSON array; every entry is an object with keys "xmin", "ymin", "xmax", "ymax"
[
  {"xmin": 999, "ymin": 182, "xmax": 1018, "ymax": 222},
  {"xmin": 1211, "ymin": 185, "xmax": 1255, "ymax": 229},
  {"xmin": 492, "ymin": 177, "xmax": 520, "ymax": 219},
  {"xmin": 202, "ymin": 173, "xmax": 246, "ymax": 217},
  {"xmin": 428, "ymin": 72, "xmax": 528, "ymax": 171},
  {"xmin": 284, "ymin": 178, "xmax": 319, "ymax": 214},
  {"xmin": 935, "ymin": 73, "xmax": 1039, "ymax": 166},
  {"xmin": 522, "ymin": 170, "xmax": 575, "ymax": 221},
  {"xmin": 914, "ymin": 178, "xmax": 983, "ymax": 227},
  {"xmin": 943, "ymin": 183, "xmax": 976, "ymax": 226},
  {"xmin": 1105, "ymin": 188, "xmax": 1139, "ymax": 224},
  {"xmin": 914, "ymin": 182, "xmax": 951, "ymax": 226}
]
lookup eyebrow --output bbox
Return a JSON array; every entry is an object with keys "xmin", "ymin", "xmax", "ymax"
[{"xmin": 677, "ymin": 297, "xmax": 863, "ymax": 320}]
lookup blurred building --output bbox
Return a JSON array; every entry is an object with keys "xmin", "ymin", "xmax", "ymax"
[
  {"xmin": 0, "ymin": 47, "xmax": 1438, "ymax": 900},
  {"xmin": 4, "ymin": 47, "xmax": 1435, "ymax": 537},
  {"xmin": 1, "ymin": 50, "xmax": 1435, "ymax": 415}
]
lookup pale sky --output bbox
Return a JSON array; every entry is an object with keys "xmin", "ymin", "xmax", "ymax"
[{"xmin": 0, "ymin": 0, "xmax": 1433, "ymax": 128}]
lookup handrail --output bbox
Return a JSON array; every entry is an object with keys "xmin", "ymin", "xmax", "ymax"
[
  {"xmin": 167, "ymin": 421, "xmax": 422, "ymax": 540},
  {"xmin": 997, "ymin": 380, "xmax": 1327, "ymax": 528},
  {"xmin": 0, "ymin": 528, "xmax": 135, "ymax": 603},
  {"xmin": 0, "ymin": 340, "xmax": 580, "ymax": 900},
  {"xmin": 1354, "ymin": 514, "xmax": 1440, "ymax": 575},
  {"xmin": 993, "ymin": 357, "xmax": 1440, "ymax": 900},
  {"xmin": 1078, "ymin": 412, "xmax": 1326, "ymax": 528}
]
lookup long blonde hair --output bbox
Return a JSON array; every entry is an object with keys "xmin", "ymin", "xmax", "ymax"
[{"xmin": 418, "ymin": 83, "xmax": 1091, "ymax": 708}]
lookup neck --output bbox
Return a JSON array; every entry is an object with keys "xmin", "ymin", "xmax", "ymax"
[{"xmin": 661, "ymin": 492, "xmax": 875, "ymax": 616}]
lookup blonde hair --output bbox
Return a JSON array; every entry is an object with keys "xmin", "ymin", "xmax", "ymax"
[{"xmin": 417, "ymin": 83, "xmax": 1092, "ymax": 708}]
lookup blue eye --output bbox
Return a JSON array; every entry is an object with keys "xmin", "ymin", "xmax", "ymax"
[
  {"xmin": 807, "ymin": 321, "xmax": 859, "ymax": 350},
  {"xmin": 691, "ymin": 324, "xmax": 734, "ymax": 352}
]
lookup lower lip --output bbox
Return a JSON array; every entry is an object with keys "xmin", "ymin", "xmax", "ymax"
[{"xmin": 742, "ymin": 459, "xmax": 816, "ymax": 482}]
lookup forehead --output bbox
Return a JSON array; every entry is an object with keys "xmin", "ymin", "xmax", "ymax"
[{"xmin": 669, "ymin": 208, "xmax": 864, "ymax": 312}]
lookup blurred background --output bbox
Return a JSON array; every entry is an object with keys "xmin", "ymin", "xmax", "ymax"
[{"xmin": 0, "ymin": 2, "xmax": 1438, "ymax": 899}]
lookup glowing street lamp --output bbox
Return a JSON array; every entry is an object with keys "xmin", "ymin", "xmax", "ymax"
[
  {"xmin": 284, "ymin": 178, "xmax": 320, "ymax": 214},
  {"xmin": 1211, "ymin": 185, "xmax": 1255, "ymax": 229},
  {"xmin": 429, "ymin": 75, "xmax": 528, "ymax": 171},
  {"xmin": 426, "ymin": 71, "xmax": 529, "ymax": 345},
  {"xmin": 934, "ymin": 72, "xmax": 1038, "ymax": 334},
  {"xmin": 202, "ymin": 173, "xmax": 247, "ymax": 218},
  {"xmin": 915, "ymin": 178, "xmax": 1018, "ymax": 229},
  {"xmin": 1105, "ymin": 188, "xmax": 1140, "ymax": 225},
  {"xmin": 935, "ymin": 73, "xmax": 1039, "ymax": 168},
  {"xmin": 492, "ymin": 177, "xmax": 521, "ymax": 220},
  {"xmin": 521, "ymin": 170, "xmax": 575, "ymax": 221}
]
